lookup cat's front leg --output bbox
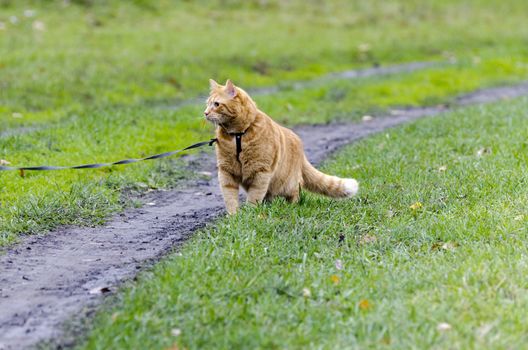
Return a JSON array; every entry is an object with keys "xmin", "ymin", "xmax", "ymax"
[
  {"xmin": 246, "ymin": 172, "xmax": 273, "ymax": 205},
  {"xmin": 218, "ymin": 170, "xmax": 240, "ymax": 214}
]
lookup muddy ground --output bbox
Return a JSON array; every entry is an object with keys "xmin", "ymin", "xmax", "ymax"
[{"xmin": 1, "ymin": 82, "xmax": 528, "ymax": 349}]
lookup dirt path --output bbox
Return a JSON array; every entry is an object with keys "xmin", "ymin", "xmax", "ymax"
[
  {"xmin": 1, "ymin": 83, "xmax": 528, "ymax": 349},
  {"xmin": 1, "ymin": 61, "xmax": 441, "ymax": 139}
]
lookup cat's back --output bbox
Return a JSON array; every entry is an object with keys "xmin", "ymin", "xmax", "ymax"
[{"xmin": 260, "ymin": 111, "xmax": 302, "ymax": 146}]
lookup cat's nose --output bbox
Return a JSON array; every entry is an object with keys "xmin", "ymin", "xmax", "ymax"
[{"xmin": 204, "ymin": 111, "xmax": 210, "ymax": 116}]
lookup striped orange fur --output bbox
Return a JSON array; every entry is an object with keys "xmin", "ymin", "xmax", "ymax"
[{"xmin": 205, "ymin": 79, "xmax": 358, "ymax": 214}]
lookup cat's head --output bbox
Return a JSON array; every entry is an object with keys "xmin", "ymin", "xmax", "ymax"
[{"xmin": 204, "ymin": 79, "xmax": 256, "ymax": 129}]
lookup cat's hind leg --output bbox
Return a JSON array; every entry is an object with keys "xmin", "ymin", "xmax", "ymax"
[{"xmin": 284, "ymin": 186, "xmax": 300, "ymax": 203}]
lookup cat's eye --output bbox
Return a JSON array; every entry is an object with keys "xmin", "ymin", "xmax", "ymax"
[{"xmin": 214, "ymin": 102, "xmax": 220, "ymax": 107}]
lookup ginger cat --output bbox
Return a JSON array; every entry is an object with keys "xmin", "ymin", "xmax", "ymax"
[{"xmin": 205, "ymin": 79, "xmax": 359, "ymax": 214}]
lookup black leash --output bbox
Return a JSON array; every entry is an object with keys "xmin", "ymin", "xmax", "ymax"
[{"xmin": 0, "ymin": 138, "xmax": 218, "ymax": 175}]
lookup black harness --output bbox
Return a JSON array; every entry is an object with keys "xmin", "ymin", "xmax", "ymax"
[
  {"xmin": 218, "ymin": 125, "xmax": 248, "ymax": 162},
  {"xmin": 229, "ymin": 132, "xmax": 246, "ymax": 161}
]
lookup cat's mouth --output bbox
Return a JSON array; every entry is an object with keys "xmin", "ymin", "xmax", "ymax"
[{"xmin": 205, "ymin": 115, "xmax": 224, "ymax": 126}]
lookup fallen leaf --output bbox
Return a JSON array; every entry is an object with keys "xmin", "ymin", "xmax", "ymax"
[
  {"xmin": 171, "ymin": 328, "xmax": 182, "ymax": 337},
  {"xmin": 441, "ymin": 242, "xmax": 457, "ymax": 251},
  {"xmin": 302, "ymin": 288, "xmax": 311, "ymax": 298},
  {"xmin": 32, "ymin": 20, "xmax": 45, "ymax": 31},
  {"xmin": 410, "ymin": 202, "xmax": 423, "ymax": 210},
  {"xmin": 359, "ymin": 234, "xmax": 377, "ymax": 245},
  {"xmin": 438, "ymin": 165, "xmax": 447, "ymax": 172},
  {"xmin": 476, "ymin": 147, "xmax": 491, "ymax": 157},
  {"xmin": 197, "ymin": 171, "xmax": 212, "ymax": 177},
  {"xmin": 358, "ymin": 299, "xmax": 371, "ymax": 310},
  {"xmin": 0, "ymin": 159, "xmax": 11, "ymax": 165},
  {"xmin": 437, "ymin": 322, "xmax": 452, "ymax": 331},
  {"xmin": 335, "ymin": 259, "xmax": 343, "ymax": 270},
  {"xmin": 89, "ymin": 286, "xmax": 111, "ymax": 295},
  {"xmin": 330, "ymin": 274, "xmax": 340, "ymax": 285},
  {"xmin": 362, "ymin": 115, "xmax": 373, "ymax": 122}
]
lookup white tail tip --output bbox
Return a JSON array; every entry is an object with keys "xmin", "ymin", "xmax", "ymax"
[{"xmin": 343, "ymin": 178, "xmax": 359, "ymax": 197}]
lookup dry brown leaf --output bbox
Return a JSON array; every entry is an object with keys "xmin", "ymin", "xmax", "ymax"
[
  {"xmin": 359, "ymin": 234, "xmax": 377, "ymax": 245},
  {"xmin": 410, "ymin": 202, "xmax": 423, "ymax": 210},
  {"xmin": 381, "ymin": 335, "xmax": 391, "ymax": 345},
  {"xmin": 358, "ymin": 299, "xmax": 371, "ymax": 310},
  {"xmin": 330, "ymin": 274, "xmax": 340, "ymax": 285}
]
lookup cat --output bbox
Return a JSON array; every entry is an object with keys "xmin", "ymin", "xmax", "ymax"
[{"xmin": 205, "ymin": 79, "xmax": 359, "ymax": 214}]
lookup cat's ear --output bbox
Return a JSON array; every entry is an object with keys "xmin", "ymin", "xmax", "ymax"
[
  {"xmin": 225, "ymin": 79, "xmax": 237, "ymax": 98},
  {"xmin": 209, "ymin": 79, "xmax": 219, "ymax": 90}
]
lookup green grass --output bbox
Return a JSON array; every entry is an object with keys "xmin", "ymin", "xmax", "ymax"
[
  {"xmin": 2, "ymin": 56, "xmax": 528, "ymax": 245},
  {"xmin": 80, "ymin": 98, "xmax": 528, "ymax": 349},
  {"xmin": 2, "ymin": 57, "xmax": 528, "ymax": 245},
  {"xmin": 2, "ymin": 0, "xmax": 528, "ymax": 128},
  {"xmin": 2, "ymin": 0, "xmax": 528, "ymax": 244}
]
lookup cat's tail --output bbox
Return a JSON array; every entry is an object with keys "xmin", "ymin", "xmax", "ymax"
[{"xmin": 302, "ymin": 157, "xmax": 359, "ymax": 198}]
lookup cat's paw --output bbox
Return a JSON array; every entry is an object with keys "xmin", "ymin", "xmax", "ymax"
[{"xmin": 343, "ymin": 178, "xmax": 359, "ymax": 197}]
